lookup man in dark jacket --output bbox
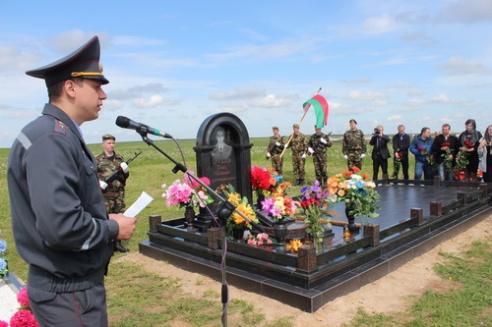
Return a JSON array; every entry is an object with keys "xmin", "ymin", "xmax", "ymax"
[
  {"xmin": 7, "ymin": 36, "xmax": 137, "ymax": 326},
  {"xmin": 369, "ymin": 125, "xmax": 390, "ymax": 180},
  {"xmin": 391, "ymin": 124, "xmax": 411, "ymax": 179},
  {"xmin": 431, "ymin": 124, "xmax": 460, "ymax": 181}
]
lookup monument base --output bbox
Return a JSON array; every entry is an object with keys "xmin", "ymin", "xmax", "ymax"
[{"xmin": 140, "ymin": 182, "xmax": 492, "ymax": 312}]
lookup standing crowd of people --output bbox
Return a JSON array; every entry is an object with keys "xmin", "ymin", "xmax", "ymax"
[{"xmin": 266, "ymin": 118, "xmax": 492, "ymax": 185}]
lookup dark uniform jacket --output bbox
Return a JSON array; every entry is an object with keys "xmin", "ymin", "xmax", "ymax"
[{"xmin": 7, "ymin": 104, "xmax": 119, "ymax": 293}]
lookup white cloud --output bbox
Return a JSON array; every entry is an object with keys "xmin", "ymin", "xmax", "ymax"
[
  {"xmin": 249, "ymin": 94, "xmax": 297, "ymax": 108},
  {"xmin": 436, "ymin": 56, "xmax": 491, "ymax": 76},
  {"xmin": 437, "ymin": 0, "xmax": 492, "ymax": 23},
  {"xmin": 346, "ymin": 90, "xmax": 388, "ymax": 101},
  {"xmin": 209, "ymin": 86, "xmax": 266, "ymax": 100},
  {"xmin": 387, "ymin": 115, "xmax": 401, "ymax": 121},
  {"xmin": 362, "ymin": 14, "xmax": 400, "ymax": 35},
  {"xmin": 132, "ymin": 95, "xmax": 165, "ymax": 108}
]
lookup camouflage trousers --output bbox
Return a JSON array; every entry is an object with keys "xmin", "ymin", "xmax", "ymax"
[
  {"xmin": 346, "ymin": 152, "xmax": 363, "ymax": 170},
  {"xmin": 313, "ymin": 152, "xmax": 328, "ymax": 185},
  {"xmin": 270, "ymin": 154, "xmax": 283, "ymax": 175},
  {"xmin": 103, "ymin": 190, "xmax": 126, "ymax": 214},
  {"xmin": 292, "ymin": 153, "xmax": 306, "ymax": 180}
]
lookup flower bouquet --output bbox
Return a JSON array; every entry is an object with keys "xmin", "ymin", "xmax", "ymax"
[
  {"xmin": 440, "ymin": 142, "xmax": 455, "ymax": 172},
  {"xmin": 296, "ymin": 180, "xmax": 334, "ymax": 244},
  {"xmin": 260, "ymin": 195, "xmax": 297, "ymax": 222},
  {"xmin": 218, "ymin": 184, "xmax": 259, "ymax": 235},
  {"xmin": 162, "ymin": 173, "xmax": 213, "ymax": 209},
  {"xmin": 162, "ymin": 173, "xmax": 214, "ymax": 230},
  {"xmin": 250, "ymin": 166, "xmax": 288, "ymax": 205},
  {"xmin": 456, "ymin": 140, "xmax": 473, "ymax": 171},
  {"xmin": 0, "ymin": 286, "xmax": 40, "ymax": 327},
  {"xmin": 327, "ymin": 167, "xmax": 380, "ymax": 229}
]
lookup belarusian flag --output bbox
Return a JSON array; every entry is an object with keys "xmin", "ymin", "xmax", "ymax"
[{"xmin": 302, "ymin": 94, "xmax": 329, "ymax": 128}]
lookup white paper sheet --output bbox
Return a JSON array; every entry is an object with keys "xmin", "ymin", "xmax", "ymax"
[{"xmin": 123, "ymin": 191, "xmax": 154, "ymax": 217}]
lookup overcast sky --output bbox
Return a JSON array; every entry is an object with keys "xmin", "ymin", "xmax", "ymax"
[{"xmin": 0, "ymin": 0, "xmax": 491, "ymax": 148}]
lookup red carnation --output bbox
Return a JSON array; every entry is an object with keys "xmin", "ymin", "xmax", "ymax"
[
  {"xmin": 10, "ymin": 310, "xmax": 39, "ymax": 327},
  {"xmin": 17, "ymin": 287, "xmax": 30, "ymax": 308},
  {"xmin": 418, "ymin": 146, "xmax": 424, "ymax": 151},
  {"xmin": 464, "ymin": 140, "xmax": 474, "ymax": 148},
  {"xmin": 251, "ymin": 166, "xmax": 274, "ymax": 190},
  {"xmin": 441, "ymin": 142, "xmax": 450, "ymax": 147}
]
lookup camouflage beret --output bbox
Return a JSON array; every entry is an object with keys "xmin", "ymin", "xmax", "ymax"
[{"xmin": 102, "ymin": 134, "xmax": 115, "ymax": 141}]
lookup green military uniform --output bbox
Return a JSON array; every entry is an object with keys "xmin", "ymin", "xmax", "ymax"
[
  {"xmin": 342, "ymin": 129, "xmax": 367, "ymax": 170},
  {"xmin": 267, "ymin": 134, "xmax": 285, "ymax": 174},
  {"xmin": 308, "ymin": 132, "xmax": 332, "ymax": 186},
  {"xmin": 96, "ymin": 151, "xmax": 128, "ymax": 214},
  {"xmin": 287, "ymin": 131, "xmax": 308, "ymax": 185}
]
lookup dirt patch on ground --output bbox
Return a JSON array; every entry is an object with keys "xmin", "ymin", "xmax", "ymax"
[{"xmin": 117, "ymin": 215, "xmax": 492, "ymax": 326}]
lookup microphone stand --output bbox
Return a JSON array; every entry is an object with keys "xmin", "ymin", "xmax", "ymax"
[{"xmin": 135, "ymin": 129, "xmax": 264, "ymax": 327}]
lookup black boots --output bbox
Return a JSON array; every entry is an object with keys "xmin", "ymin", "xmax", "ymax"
[
  {"xmin": 293, "ymin": 179, "xmax": 305, "ymax": 186},
  {"xmin": 115, "ymin": 240, "xmax": 129, "ymax": 253}
]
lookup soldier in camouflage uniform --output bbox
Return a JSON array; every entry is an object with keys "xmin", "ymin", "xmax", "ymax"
[
  {"xmin": 286, "ymin": 124, "xmax": 308, "ymax": 186},
  {"xmin": 308, "ymin": 126, "xmax": 332, "ymax": 186},
  {"xmin": 266, "ymin": 126, "xmax": 285, "ymax": 174},
  {"xmin": 342, "ymin": 119, "xmax": 367, "ymax": 170},
  {"xmin": 96, "ymin": 134, "xmax": 130, "ymax": 252}
]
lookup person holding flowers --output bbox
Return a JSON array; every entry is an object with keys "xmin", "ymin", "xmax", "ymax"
[
  {"xmin": 458, "ymin": 119, "xmax": 482, "ymax": 182},
  {"xmin": 410, "ymin": 127, "xmax": 434, "ymax": 180},
  {"xmin": 478, "ymin": 125, "xmax": 492, "ymax": 182},
  {"xmin": 432, "ymin": 124, "xmax": 459, "ymax": 181}
]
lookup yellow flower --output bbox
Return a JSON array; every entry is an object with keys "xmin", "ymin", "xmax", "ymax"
[{"xmin": 227, "ymin": 192, "xmax": 241, "ymax": 206}]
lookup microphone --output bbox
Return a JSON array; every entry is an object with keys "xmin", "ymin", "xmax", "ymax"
[{"xmin": 115, "ymin": 116, "xmax": 172, "ymax": 138}]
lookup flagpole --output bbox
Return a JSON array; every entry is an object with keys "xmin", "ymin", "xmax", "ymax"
[{"xmin": 279, "ymin": 87, "xmax": 322, "ymax": 158}]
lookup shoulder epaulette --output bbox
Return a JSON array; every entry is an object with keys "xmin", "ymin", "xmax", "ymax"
[{"xmin": 53, "ymin": 120, "xmax": 67, "ymax": 136}]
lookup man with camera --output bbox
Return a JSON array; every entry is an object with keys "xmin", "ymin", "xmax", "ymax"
[{"xmin": 369, "ymin": 125, "xmax": 391, "ymax": 181}]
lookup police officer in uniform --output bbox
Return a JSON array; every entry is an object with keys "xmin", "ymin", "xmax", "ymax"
[
  {"xmin": 286, "ymin": 123, "xmax": 308, "ymax": 186},
  {"xmin": 97, "ymin": 134, "xmax": 130, "ymax": 252},
  {"xmin": 308, "ymin": 125, "xmax": 332, "ymax": 186},
  {"xmin": 7, "ymin": 36, "xmax": 137, "ymax": 326},
  {"xmin": 342, "ymin": 119, "xmax": 367, "ymax": 170},
  {"xmin": 266, "ymin": 126, "xmax": 284, "ymax": 174}
]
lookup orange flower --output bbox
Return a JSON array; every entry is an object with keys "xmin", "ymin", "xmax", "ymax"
[
  {"xmin": 352, "ymin": 166, "xmax": 361, "ymax": 173},
  {"xmin": 286, "ymin": 239, "xmax": 304, "ymax": 253},
  {"xmin": 343, "ymin": 170, "xmax": 353, "ymax": 177},
  {"xmin": 362, "ymin": 173, "xmax": 369, "ymax": 179}
]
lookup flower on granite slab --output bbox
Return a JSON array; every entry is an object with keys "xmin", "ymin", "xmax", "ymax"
[
  {"xmin": 162, "ymin": 173, "xmax": 213, "ymax": 209},
  {"xmin": 327, "ymin": 166, "xmax": 380, "ymax": 221}
]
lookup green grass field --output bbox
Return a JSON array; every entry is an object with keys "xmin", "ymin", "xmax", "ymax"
[{"xmin": 1, "ymin": 137, "xmax": 491, "ymax": 326}]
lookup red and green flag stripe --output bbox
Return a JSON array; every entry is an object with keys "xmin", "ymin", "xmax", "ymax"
[{"xmin": 302, "ymin": 94, "xmax": 329, "ymax": 128}]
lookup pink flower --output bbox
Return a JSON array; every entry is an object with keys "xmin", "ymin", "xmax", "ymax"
[
  {"xmin": 247, "ymin": 238, "xmax": 257, "ymax": 246},
  {"xmin": 10, "ymin": 310, "xmax": 39, "ymax": 327},
  {"xmin": 162, "ymin": 180, "xmax": 193, "ymax": 207},
  {"xmin": 17, "ymin": 287, "xmax": 30, "ymax": 307},
  {"xmin": 0, "ymin": 320, "xmax": 8, "ymax": 327}
]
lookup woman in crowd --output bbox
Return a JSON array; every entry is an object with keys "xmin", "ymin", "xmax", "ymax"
[
  {"xmin": 478, "ymin": 125, "xmax": 492, "ymax": 182},
  {"xmin": 458, "ymin": 119, "xmax": 482, "ymax": 182}
]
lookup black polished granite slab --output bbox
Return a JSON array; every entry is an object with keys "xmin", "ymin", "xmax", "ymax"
[{"xmin": 139, "ymin": 183, "xmax": 492, "ymax": 312}]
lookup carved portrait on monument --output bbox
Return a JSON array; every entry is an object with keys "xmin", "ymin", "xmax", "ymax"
[{"xmin": 211, "ymin": 127, "xmax": 233, "ymax": 161}]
